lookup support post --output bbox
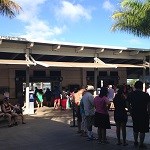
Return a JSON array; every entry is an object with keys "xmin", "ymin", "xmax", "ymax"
[
  {"xmin": 143, "ymin": 57, "xmax": 146, "ymax": 92},
  {"xmin": 24, "ymin": 66, "xmax": 30, "ymax": 114},
  {"xmin": 94, "ymin": 68, "xmax": 98, "ymax": 95},
  {"xmin": 24, "ymin": 48, "xmax": 30, "ymax": 114},
  {"xmin": 149, "ymin": 55, "xmax": 150, "ymax": 78}
]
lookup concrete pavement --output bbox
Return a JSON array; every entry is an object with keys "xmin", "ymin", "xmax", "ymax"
[{"xmin": 0, "ymin": 107, "xmax": 149, "ymax": 150}]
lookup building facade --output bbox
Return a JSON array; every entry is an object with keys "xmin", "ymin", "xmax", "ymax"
[{"xmin": 0, "ymin": 37, "xmax": 149, "ymax": 99}]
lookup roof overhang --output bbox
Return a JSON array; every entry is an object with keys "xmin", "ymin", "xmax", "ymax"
[
  {"xmin": 0, "ymin": 59, "xmax": 34, "ymax": 65},
  {"xmin": 35, "ymin": 61, "xmax": 144, "ymax": 68},
  {"xmin": 0, "ymin": 59, "xmax": 145, "ymax": 68}
]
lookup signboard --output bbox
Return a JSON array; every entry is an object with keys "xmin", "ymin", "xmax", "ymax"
[
  {"xmin": 29, "ymin": 91, "xmax": 34, "ymax": 114},
  {"xmin": 29, "ymin": 91, "xmax": 34, "ymax": 102}
]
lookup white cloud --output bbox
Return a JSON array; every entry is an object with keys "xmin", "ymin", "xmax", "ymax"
[
  {"xmin": 20, "ymin": 19, "xmax": 66, "ymax": 42},
  {"xmin": 14, "ymin": 0, "xmax": 65, "ymax": 42},
  {"xmin": 102, "ymin": 0, "xmax": 115, "ymax": 12},
  {"xmin": 55, "ymin": 1, "xmax": 92, "ymax": 22},
  {"xmin": 15, "ymin": 0, "xmax": 46, "ymax": 21},
  {"xmin": 129, "ymin": 38, "xmax": 141, "ymax": 45}
]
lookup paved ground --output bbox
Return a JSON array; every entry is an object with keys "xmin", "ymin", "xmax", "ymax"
[{"xmin": 0, "ymin": 107, "xmax": 150, "ymax": 150}]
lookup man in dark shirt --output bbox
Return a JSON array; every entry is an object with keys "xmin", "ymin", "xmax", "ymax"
[{"xmin": 127, "ymin": 81, "xmax": 150, "ymax": 149}]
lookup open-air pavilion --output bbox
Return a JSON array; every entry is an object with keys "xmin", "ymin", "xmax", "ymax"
[{"xmin": 0, "ymin": 36, "xmax": 149, "ymax": 114}]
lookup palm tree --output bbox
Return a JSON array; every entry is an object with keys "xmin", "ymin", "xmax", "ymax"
[
  {"xmin": 111, "ymin": 0, "xmax": 150, "ymax": 37},
  {"xmin": 0, "ymin": 0, "xmax": 21, "ymax": 18}
]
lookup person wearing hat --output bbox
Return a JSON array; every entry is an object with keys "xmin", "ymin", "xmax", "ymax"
[{"xmin": 82, "ymin": 85, "xmax": 95, "ymax": 141}]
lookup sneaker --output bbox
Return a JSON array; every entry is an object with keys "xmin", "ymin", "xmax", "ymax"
[
  {"xmin": 91, "ymin": 136, "xmax": 98, "ymax": 140},
  {"xmin": 8, "ymin": 124, "xmax": 13, "ymax": 127},
  {"xmin": 87, "ymin": 137, "xmax": 94, "ymax": 141},
  {"xmin": 117, "ymin": 142, "xmax": 122, "ymax": 145}
]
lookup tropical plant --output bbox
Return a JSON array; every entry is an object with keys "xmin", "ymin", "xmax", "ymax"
[
  {"xmin": 0, "ymin": 0, "xmax": 21, "ymax": 18},
  {"xmin": 111, "ymin": 0, "xmax": 150, "ymax": 37}
]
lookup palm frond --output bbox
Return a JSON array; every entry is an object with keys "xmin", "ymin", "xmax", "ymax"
[
  {"xmin": 111, "ymin": 0, "xmax": 150, "ymax": 37},
  {"xmin": 0, "ymin": 0, "xmax": 21, "ymax": 18}
]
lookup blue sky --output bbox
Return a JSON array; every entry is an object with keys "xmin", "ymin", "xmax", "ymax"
[{"xmin": 0, "ymin": 0, "xmax": 150, "ymax": 49}]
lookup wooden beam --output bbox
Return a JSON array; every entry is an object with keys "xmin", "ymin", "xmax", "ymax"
[
  {"xmin": 26, "ymin": 42, "xmax": 34, "ymax": 49},
  {"xmin": 75, "ymin": 46, "xmax": 84, "ymax": 53},
  {"xmin": 129, "ymin": 50, "xmax": 139, "ymax": 56},
  {"xmin": 113, "ymin": 49, "xmax": 123, "ymax": 55},
  {"xmin": 52, "ymin": 44, "xmax": 61, "ymax": 51},
  {"xmin": 96, "ymin": 48, "xmax": 105, "ymax": 53}
]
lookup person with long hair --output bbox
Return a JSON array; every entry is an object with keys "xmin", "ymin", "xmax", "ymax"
[
  {"xmin": 113, "ymin": 88, "xmax": 128, "ymax": 146},
  {"xmin": 94, "ymin": 87, "xmax": 111, "ymax": 144}
]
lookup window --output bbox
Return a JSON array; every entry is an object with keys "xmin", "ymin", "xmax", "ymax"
[
  {"xmin": 99, "ymin": 71, "xmax": 107, "ymax": 76},
  {"xmin": 110, "ymin": 71, "xmax": 118, "ymax": 76},
  {"xmin": 15, "ymin": 70, "xmax": 26, "ymax": 77},
  {"xmin": 33, "ymin": 71, "xmax": 46, "ymax": 77},
  {"xmin": 50, "ymin": 71, "xmax": 61, "ymax": 76},
  {"xmin": 87, "ymin": 71, "xmax": 94, "ymax": 76}
]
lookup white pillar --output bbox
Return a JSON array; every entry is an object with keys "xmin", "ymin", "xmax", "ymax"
[
  {"xmin": 24, "ymin": 48, "xmax": 32, "ymax": 115},
  {"xmin": 24, "ymin": 66, "xmax": 30, "ymax": 114}
]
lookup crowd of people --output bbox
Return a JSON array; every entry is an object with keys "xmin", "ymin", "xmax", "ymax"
[
  {"xmin": 72, "ymin": 81, "xmax": 150, "ymax": 149},
  {"xmin": 33, "ymin": 86, "xmax": 69, "ymax": 109},
  {"xmin": 0, "ymin": 81, "xmax": 150, "ymax": 149}
]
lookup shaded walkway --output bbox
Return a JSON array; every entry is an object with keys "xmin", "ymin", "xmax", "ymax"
[{"xmin": 0, "ymin": 107, "xmax": 149, "ymax": 150}]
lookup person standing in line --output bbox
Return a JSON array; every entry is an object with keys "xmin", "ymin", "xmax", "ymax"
[
  {"xmin": 127, "ymin": 81, "xmax": 150, "ymax": 149},
  {"xmin": 107, "ymin": 85, "xmax": 115, "ymax": 110},
  {"xmin": 94, "ymin": 87, "xmax": 111, "ymax": 144},
  {"xmin": 44, "ymin": 88, "xmax": 53, "ymax": 107},
  {"xmin": 80, "ymin": 95, "xmax": 87, "ymax": 137},
  {"xmin": 73, "ymin": 87, "xmax": 85, "ymax": 134},
  {"xmin": 82, "ymin": 85, "xmax": 95, "ymax": 141},
  {"xmin": 53, "ymin": 86, "xmax": 61, "ymax": 109},
  {"xmin": 113, "ymin": 88, "xmax": 128, "ymax": 146},
  {"xmin": 33, "ymin": 87, "xmax": 38, "ymax": 107},
  {"xmin": 36, "ymin": 89, "xmax": 44, "ymax": 108}
]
